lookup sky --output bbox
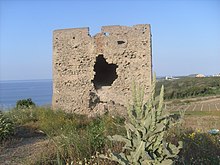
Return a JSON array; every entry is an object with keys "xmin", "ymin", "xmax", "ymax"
[{"xmin": 0, "ymin": 0, "xmax": 219, "ymax": 80}]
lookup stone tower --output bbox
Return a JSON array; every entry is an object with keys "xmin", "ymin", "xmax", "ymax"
[{"xmin": 53, "ymin": 24, "xmax": 152, "ymax": 115}]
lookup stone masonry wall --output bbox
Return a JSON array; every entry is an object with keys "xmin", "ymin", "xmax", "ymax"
[{"xmin": 53, "ymin": 24, "xmax": 152, "ymax": 115}]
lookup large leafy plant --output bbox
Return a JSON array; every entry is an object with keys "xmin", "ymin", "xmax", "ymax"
[{"xmin": 101, "ymin": 76, "xmax": 182, "ymax": 165}]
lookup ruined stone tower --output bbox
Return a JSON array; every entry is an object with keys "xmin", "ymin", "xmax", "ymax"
[{"xmin": 53, "ymin": 24, "xmax": 152, "ymax": 115}]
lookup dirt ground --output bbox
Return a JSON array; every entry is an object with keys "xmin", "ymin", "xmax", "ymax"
[
  {"xmin": 166, "ymin": 97, "xmax": 220, "ymax": 131},
  {"xmin": 0, "ymin": 126, "xmax": 49, "ymax": 165}
]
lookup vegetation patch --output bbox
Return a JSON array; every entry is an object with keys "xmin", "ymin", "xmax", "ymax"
[
  {"xmin": 101, "ymin": 79, "xmax": 182, "ymax": 164},
  {"xmin": 0, "ymin": 111, "xmax": 14, "ymax": 141},
  {"xmin": 156, "ymin": 77, "xmax": 220, "ymax": 100},
  {"xmin": 1, "ymin": 77, "xmax": 220, "ymax": 164},
  {"xmin": 16, "ymin": 98, "xmax": 36, "ymax": 109},
  {"xmin": 167, "ymin": 126, "xmax": 220, "ymax": 164}
]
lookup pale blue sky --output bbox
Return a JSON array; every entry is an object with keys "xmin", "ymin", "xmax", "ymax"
[{"xmin": 0, "ymin": 0, "xmax": 219, "ymax": 80}]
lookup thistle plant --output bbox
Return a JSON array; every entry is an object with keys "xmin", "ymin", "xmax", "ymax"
[{"xmin": 101, "ymin": 75, "xmax": 182, "ymax": 165}]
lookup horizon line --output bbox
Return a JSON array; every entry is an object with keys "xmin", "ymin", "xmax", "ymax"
[{"xmin": 0, "ymin": 78, "xmax": 53, "ymax": 82}]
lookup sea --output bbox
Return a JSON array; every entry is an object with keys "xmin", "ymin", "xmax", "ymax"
[{"xmin": 0, "ymin": 79, "xmax": 52, "ymax": 111}]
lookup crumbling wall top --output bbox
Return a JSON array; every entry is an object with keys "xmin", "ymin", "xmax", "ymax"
[{"xmin": 101, "ymin": 24, "xmax": 150, "ymax": 35}]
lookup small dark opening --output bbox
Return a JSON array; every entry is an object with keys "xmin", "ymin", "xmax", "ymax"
[
  {"xmin": 104, "ymin": 32, "xmax": 110, "ymax": 36},
  {"xmin": 92, "ymin": 55, "xmax": 118, "ymax": 90},
  {"xmin": 117, "ymin": 41, "xmax": 125, "ymax": 45}
]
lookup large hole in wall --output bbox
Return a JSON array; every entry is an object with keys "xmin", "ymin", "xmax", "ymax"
[{"xmin": 92, "ymin": 55, "xmax": 118, "ymax": 90}]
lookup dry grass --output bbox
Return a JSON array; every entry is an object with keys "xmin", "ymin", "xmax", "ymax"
[
  {"xmin": 183, "ymin": 115, "xmax": 220, "ymax": 132},
  {"xmin": 166, "ymin": 97, "xmax": 220, "ymax": 132}
]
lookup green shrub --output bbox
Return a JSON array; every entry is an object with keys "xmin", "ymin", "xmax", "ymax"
[
  {"xmin": 16, "ymin": 98, "xmax": 36, "ymax": 109},
  {"xmin": 0, "ymin": 111, "xmax": 14, "ymax": 141},
  {"xmin": 87, "ymin": 117, "xmax": 106, "ymax": 152},
  {"xmin": 166, "ymin": 126, "xmax": 220, "ymax": 164},
  {"xmin": 179, "ymin": 132, "xmax": 220, "ymax": 164},
  {"xmin": 101, "ymin": 76, "xmax": 183, "ymax": 164}
]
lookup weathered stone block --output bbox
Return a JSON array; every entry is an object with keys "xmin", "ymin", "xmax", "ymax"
[{"xmin": 52, "ymin": 24, "xmax": 152, "ymax": 115}]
